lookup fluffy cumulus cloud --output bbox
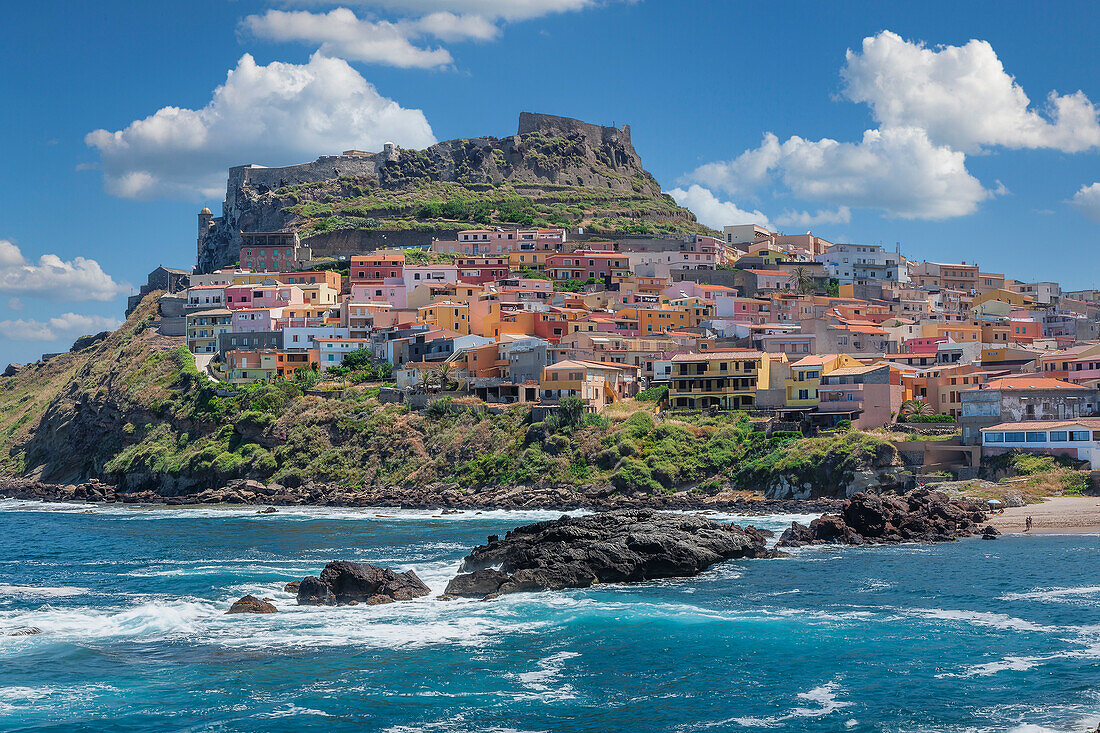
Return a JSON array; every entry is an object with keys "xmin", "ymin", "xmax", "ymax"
[
  {"xmin": 0, "ymin": 313, "xmax": 122, "ymax": 342},
  {"xmin": 775, "ymin": 206, "xmax": 851, "ymax": 228},
  {"xmin": 668, "ymin": 185, "xmax": 771, "ymax": 230},
  {"xmin": 842, "ymin": 31, "xmax": 1100, "ymax": 153},
  {"xmin": 287, "ymin": 0, "xmax": 603, "ymax": 22},
  {"xmin": 241, "ymin": 8, "xmax": 499, "ymax": 69},
  {"xmin": 685, "ymin": 127, "xmax": 991, "ymax": 220},
  {"xmin": 0, "ymin": 240, "xmax": 124, "ymax": 301},
  {"xmin": 1070, "ymin": 182, "xmax": 1100, "ymax": 222},
  {"xmin": 85, "ymin": 53, "xmax": 435, "ymax": 200}
]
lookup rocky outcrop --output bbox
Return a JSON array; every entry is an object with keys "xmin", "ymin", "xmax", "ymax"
[
  {"xmin": 295, "ymin": 561, "xmax": 430, "ymax": 606},
  {"xmin": 226, "ymin": 595, "xmax": 277, "ymax": 614},
  {"xmin": 444, "ymin": 509, "xmax": 774, "ymax": 599},
  {"xmin": 197, "ymin": 112, "xmax": 701, "ymax": 272},
  {"xmin": 2, "ymin": 363, "xmax": 23, "ymax": 378},
  {"xmin": 778, "ymin": 490, "xmax": 989, "ymax": 547},
  {"xmin": 70, "ymin": 331, "xmax": 111, "ymax": 353}
]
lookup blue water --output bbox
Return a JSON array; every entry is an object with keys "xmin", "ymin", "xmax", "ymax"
[{"xmin": 1, "ymin": 501, "xmax": 1098, "ymax": 732}]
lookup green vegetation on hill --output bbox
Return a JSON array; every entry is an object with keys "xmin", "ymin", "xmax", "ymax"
[
  {"xmin": 0, "ymin": 295, "xmax": 893, "ymax": 497},
  {"xmin": 281, "ymin": 179, "xmax": 713, "ymax": 238}
]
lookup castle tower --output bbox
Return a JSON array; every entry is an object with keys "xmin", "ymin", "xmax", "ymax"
[
  {"xmin": 198, "ymin": 206, "xmax": 214, "ymax": 261},
  {"xmin": 383, "ymin": 142, "xmax": 398, "ymax": 162}
]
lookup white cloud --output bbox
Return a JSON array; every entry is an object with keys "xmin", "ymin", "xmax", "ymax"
[
  {"xmin": 684, "ymin": 127, "xmax": 991, "ymax": 220},
  {"xmin": 687, "ymin": 133, "xmax": 780, "ymax": 196},
  {"xmin": 775, "ymin": 206, "xmax": 852, "ymax": 228},
  {"xmin": 668, "ymin": 185, "xmax": 772, "ymax": 230},
  {"xmin": 241, "ymin": 9, "xmax": 499, "ymax": 69},
  {"xmin": 842, "ymin": 30, "xmax": 1100, "ymax": 153},
  {"xmin": 0, "ymin": 240, "xmax": 125, "ymax": 301},
  {"xmin": 0, "ymin": 313, "xmax": 121, "ymax": 342},
  {"xmin": 7, "ymin": 297, "xmax": 23, "ymax": 311},
  {"xmin": 285, "ymin": 0, "xmax": 602, "ymax": 22},
  {"xmin": 85, "ymin": 53, "xmax": 436, "ymax": 200},
  {"xmin": 1070, "ymin": 182, "xmax": 1100, "ymax": 222}
]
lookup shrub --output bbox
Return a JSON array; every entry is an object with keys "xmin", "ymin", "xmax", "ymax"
[
  {"xmin": 898, "ymin": 414, "xmax": 956, "ymax": 423},
  {"xmin": 635, "ymin": 385, "xmax": 669, "ymax": 402},
  {"xmin": 612, "ymin": 456, "xmax": 662, "ymax": 493}
]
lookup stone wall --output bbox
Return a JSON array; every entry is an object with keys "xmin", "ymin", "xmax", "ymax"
[{"xmin": 303, "ymin": 228, "xmax": 462, "ymax": 257}]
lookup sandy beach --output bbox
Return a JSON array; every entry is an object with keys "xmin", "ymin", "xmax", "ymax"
[{"xmin": 988, "ymin": 496, "xmax": 1100, "ymax": 534}]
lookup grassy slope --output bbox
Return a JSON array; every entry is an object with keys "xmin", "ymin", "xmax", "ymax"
[{"xmin": 0, "ymin": 295, "xmax": 893, "ymax": 496}]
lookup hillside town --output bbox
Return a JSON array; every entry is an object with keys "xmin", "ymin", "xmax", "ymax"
[{"xmin": 138, "ymin": 216, "xmax": 1100, "ymax": 470}]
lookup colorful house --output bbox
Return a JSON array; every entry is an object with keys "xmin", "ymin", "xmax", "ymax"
[{"xmin": 669, "ymin": 350, "xmax": 768, "ymax": 410}]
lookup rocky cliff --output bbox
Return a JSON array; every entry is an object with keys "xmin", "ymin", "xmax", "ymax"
[{"xmin": 197, "ymin": 112, "xmax": 710, "ymax": 272}]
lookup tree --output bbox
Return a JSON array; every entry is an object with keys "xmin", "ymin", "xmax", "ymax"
[
  {"xmin": 900, "ymin": 399, "xmax": 935, "ymax": 418},
  {"xmin": 788, "ymin": 266, "xmax": 816, "ymax": 295},
  {"xmin": 341, "ymin": 348, "xmax": 374, "ymax": 372},
  {"xmin": 558, "ymin": 395, "xmax": 586, "ymax": 428},
  {"xmin": 418, "ymin": 371, "xmax": 435, "ymax": 395},
  {"xmin": 435, "ymin": 363, "xmax": 455, "ymax": 392}
]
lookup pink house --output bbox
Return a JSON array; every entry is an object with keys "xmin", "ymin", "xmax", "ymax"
[
  {"xmin": 403, "ymin": 265, "xmax": 458, "ymax": 291},
  {"xmin": 351, "ymin": 282, "xmax": 407, "ymax": 309},
  {"xmin": 223, "ymin": 284, "xmax": 254, "ymax": 310},
  {"xmin": 432, "ymin": 228, "xmax": 566, "ymax": 255},
  {"xmin": 232, "ymin": 308, "xmax": 283, "ymax": 333},
  {"xmin": 714, "ymin": 295, "xmax": 770, "ymax": 323},
  {"xmin": 250, "ymin": 284, "xmax": 304, "ymax": 310}
]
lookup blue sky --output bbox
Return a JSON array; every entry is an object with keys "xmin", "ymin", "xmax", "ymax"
[{"xmin": 2, "ymin": 0, "xmax": 1099, "ymax": 365}]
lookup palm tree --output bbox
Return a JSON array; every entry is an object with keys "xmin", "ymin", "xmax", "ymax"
[
  {"xmin": 435, "ymin": 363, "xmax": 454, "ymax": 392},
  {"xmin": 418, "ymin": 371, "xmax": 434, "ymax": 395},
  {"xmin": 788, "ymin": 266, "xmax": 815, "ymax": 295},
  {"xmin": 900, "ymin": 399, "xmax": 935, "ymax": 418}
]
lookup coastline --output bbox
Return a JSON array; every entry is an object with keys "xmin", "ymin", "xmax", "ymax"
[
  {"xmin": 987, "ymin": 496, "xmax": 1100, "ymax": 535},
  {"xmin": 0, "ymin": 476, "xmax": 843, "ymax": 516}
]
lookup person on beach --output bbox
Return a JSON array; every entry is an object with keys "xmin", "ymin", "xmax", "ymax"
[{"xmin": 1025, "ymin": 516, "xmax": 1032, "ymax": 532}]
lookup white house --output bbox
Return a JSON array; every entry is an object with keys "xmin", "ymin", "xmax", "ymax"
[
  {"xmin": 316, "ymin": 338, "xmax": 372, "ymax": 370},
  {"xmin": 980, "ymin": 418, "xmax": 1100, "ymax": 467}
]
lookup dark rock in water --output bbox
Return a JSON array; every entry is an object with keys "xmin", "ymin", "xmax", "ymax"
[
  {"xmin": 444, "ymin": 509, "xmax": 774, "ymax": 598},
  {"xmin": 6, "ymin": 626, "xmax": 41, "ymax": 636},
  {"xmin": 778, "ymin": 490, "xmax": 987, "ymax": 547},
  {"xmin": 295, "ymin": 562, "xmax": 430, "ymax": 606},
  {"xmin": 257, "ymin": 507, "xmax": 278, "ymax": 514},
  {"xmin": 444, "ymin": 568, "xmax": 511, "ymax": 598},
  {"xmin": 364, "ymin": 594, "xmax": 395, "ymax": 606},
  {"xmin": 981, "ymin": 525, "xmax": 1000, "ymax": 540},
  {"xmin": 226, "ymin": 595, "xmax": 277, "ymax": 614},
  {"xmin": 296, "ymin": 576, "xmax": 335, "ymax": 606},
  {"xmin": 283, "ymin": 581, "xmax": 301, "ymax": 593}
]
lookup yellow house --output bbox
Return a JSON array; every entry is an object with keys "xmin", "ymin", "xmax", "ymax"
[
  {"xmin": 669, "ymin": 351, "xmax": 768, "ymax": 410},
  {"xmin": 298, "ymin": 282, "xmax": 340, "ymax": 306},
  {"xmin": 417, "ymin": 301, "xmax": 470, "ymax": 335},
  {"xmin": 785, "ymin": 353, "xmax": 861, "ymax": 408},
  {"xmin": 663, "ymin": 296, "xmax": 715, "ymax": 328},
  {"xmin": 509, "ymin": 251, "xmax": 551, "ymax": 274},
  {"xmin": 539, "ymin": 360, "xmax": 637, "ymax": 412}
]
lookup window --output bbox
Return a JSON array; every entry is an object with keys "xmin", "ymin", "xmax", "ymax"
[
  {"xmin": 1049, "ymin": 431, "xmax": 1068, "ymax": 442},
  {"xmin": 1025, "ymin": 432, "xmax": 1047, "ymax": 443},
  {"xmin": 985, "ymin": 432, "xmax": 1004, "ymax": 443},
  {"xmin": 1004, "ymin": 432, "xmax": 1026, "ymax": 442},
  {"xmin": 1069, "ymin": 431, "xmax": 1089, "ymax": 442}
]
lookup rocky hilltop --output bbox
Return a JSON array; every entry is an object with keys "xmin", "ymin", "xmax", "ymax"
[{"xmin": 197, "ymin": 112, "xmax": 710, "ymax": 272}]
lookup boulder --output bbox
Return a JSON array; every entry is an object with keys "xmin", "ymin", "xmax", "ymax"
[
  {"xmin": 779, "ymin": 490, "xmax": 988, "ymax": 547},
  {"xmin": 981, "ymin": 525, "xmax": 1000, "ymax": 540},
  {"xmin": 295, "ymin": 562, "xmax": 430, "ymax": 606},
  {"xmin": 444, "ymin": 509, "xmax": 773, "ymax": 599},
  {"xmin": 296, "ymin": 576, "xmax": 335, "ymax": 606},
  {"xmin": 226, "ymin": 595, "xmax": 277, "ymax": 614},
  {"xmin": 283, "ymin": 580, "xmax": 301, "ymax": 593}
]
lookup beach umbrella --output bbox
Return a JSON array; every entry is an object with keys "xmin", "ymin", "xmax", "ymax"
[{"xmin": 986, "ymin": 499, "xmax": 1003, "ymax": 506}]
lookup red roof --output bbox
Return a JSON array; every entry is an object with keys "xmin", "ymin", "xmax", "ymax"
[{"xmin": 966, "ymin": 377, "xmax": 1086, "ymax": 391}]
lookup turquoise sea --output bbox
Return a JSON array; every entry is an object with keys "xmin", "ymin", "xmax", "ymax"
[{"xmin": 1, "ymin": 500, "xmax": 1098, "ymax": 732}]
